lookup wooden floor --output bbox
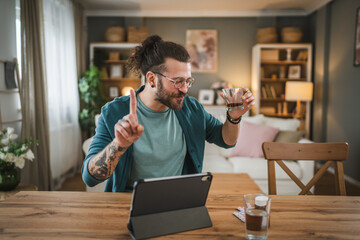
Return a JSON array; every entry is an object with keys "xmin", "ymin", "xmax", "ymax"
[{"xmin": 59, "ymin": 170, "xmax": 360, "ymax": 195}]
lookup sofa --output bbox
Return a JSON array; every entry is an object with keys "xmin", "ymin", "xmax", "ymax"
[
  {"xmin": 82, "ymin": 114, "xmax": 314, "ymax": 194},
  {"xmin": 202, "ymin": 114, "xmax": 314, "ymax": 195}
]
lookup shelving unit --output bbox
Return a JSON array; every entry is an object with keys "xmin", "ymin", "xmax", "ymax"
[
  {"xmin": 89, "ymin": 42, "xmax": 143, "ymax": 100},
  {"xmin": 251, "ymin": 43, "xmax": 312, "ymax": 134}
]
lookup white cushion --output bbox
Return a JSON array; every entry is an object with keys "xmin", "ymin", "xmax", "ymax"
[
  {"xmin": 242, "ymin": 114, "xmax": 265, "ymax": 125},
  {"xmin": 82, "ymin": 137, "xmax": 93, "ymax": 155},
  {"xmin": 228, "ymin": 156, "xmax": 302, "ymax": 180},
  {"xmin": 204, "ymin": 142, "xmax": 223, "ymax": 156},
  {"xmin": 254, "ymin": 179, "xmax": 311, "ymax": 195},
  {"xmin": 298, "ymin": 138, "xmax": 313, "ymax": 143},
  {"xmin": 86, "ymin": 181, "xmax": 106, "ymax": 192},
  {"xmin": 263, "ymin": 116, "xmax": 300, "ymax": 131},
  {"xmin": 202, "ymin": 155, "xmax": 234, "ymax": 173}
]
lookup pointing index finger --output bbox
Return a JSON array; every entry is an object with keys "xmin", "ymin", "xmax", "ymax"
[{"xmin": 130, "ymin": 89, "xmax": 137, "ymax": 115}]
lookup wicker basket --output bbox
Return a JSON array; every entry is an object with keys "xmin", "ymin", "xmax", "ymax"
[
  {"xmin": 256, "ymin": 27, "xmax": 278, "ymax": 43},
  {"xmin": 281, "ymin": 27, "xmax": 303, "ymax": 43},
  {"xmin": 127, "ymin": 26, "xmax": 148, "ymax": 43},
  {"xmin": 105, "ymin": 27, "xmax": 125, "ymax": 42}
]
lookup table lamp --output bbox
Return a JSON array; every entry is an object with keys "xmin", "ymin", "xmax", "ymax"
[
  {"xmin": 285, "ymin": 81, "xmax": 313, "ymax": 118},
  {"xmin": 121, "ymin": 86, "xmax": 134, "ymax": 96}
]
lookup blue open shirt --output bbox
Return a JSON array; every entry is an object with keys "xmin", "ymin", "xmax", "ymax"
[{"xmin": 81, "ymin": 86, "xmax": 234, "ymax": 192}]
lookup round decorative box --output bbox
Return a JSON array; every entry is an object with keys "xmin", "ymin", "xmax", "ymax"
[
  {"xmin": 105, "ymin": 27, "xmax": 125, "ymax": 42},
  {"xmin": 256, "ymin": 27, "xmax": 278, "ymax": 43},
  {"xmin": 281, "ymin": 27, "xmax": 303, "ymax": 43}
]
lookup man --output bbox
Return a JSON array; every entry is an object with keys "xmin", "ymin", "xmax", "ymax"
[{"xmin": 82, "ymin": 35, "xmax": 255, "ymax": 192}]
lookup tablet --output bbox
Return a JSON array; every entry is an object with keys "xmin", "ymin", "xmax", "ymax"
[{"xmin": 128, "ymin": 172, "xmax": 213, "ymax": 239}]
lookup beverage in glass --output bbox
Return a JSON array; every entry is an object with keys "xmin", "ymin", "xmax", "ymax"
[
  {"xmin": 243, "ymin": 194, "xmax": 271, "ymax": 240},
  {"xmin": 222, "ymin": 87, "xmax": 244, "ymax": 110}
]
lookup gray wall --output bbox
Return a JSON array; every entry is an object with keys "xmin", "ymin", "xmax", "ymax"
[
  {"xmin": 313, "ymin": 0, "xmax": 360, "ymax": 181},
  {"xmin": 0, "ymin": 0, "xmax": 21, "ymax": 134},
  {"xmin": 145, "ymin": 17, "xmax": 257, "ymax": 97},
  {"xmin": 87, "ymin": 16, "xmax": 310, "ymax": 98}
]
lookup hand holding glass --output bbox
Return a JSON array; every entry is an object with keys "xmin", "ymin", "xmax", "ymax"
[{"xmin": 222, "ymin": 87, "xmax": 244, "ymax": 111}]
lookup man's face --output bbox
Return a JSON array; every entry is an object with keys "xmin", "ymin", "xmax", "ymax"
[{"xmin": 154, "ymin": 58, "xmax": 192, "ymax": 111}]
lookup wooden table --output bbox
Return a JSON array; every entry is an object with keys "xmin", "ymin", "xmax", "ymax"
[
  {"xmin": 0, "ymin": 183, "xmax": 38, "ymax": 201},
  {"xmin": 0, "ymin": 173, "xmax": 360, "ymax": 239}
]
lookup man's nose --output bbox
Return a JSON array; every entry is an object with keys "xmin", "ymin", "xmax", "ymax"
[{"xmin": 178, "ymin": 83, "xmax": 188, "ymax": 94}]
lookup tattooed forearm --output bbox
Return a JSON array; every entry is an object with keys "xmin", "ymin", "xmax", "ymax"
[{"xmin": 88, "ymin": 141, "xmax": 127, "ymax": 180}]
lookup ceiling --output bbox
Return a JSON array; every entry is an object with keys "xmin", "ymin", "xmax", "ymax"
[{"xmin": 81, "ymin": 0, "xmax": 333, "ymax": 17}]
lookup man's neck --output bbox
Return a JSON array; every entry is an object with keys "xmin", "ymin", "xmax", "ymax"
[{"xmin": 138, "ymin": 86, "xmax": 168, "ymax": 112}]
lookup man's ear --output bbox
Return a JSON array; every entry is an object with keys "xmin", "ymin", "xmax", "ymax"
[{"xmin": 145, "ymin": 71, "xmax": 156, "ymax": 88}]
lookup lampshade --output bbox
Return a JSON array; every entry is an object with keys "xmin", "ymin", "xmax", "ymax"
[
  {"xmin": 285, "ymin": 81, "xmax": 313, "ymax": 101},
  {"xmin": 121, "ymin": 86, "xmax": 134, "ymax": 96}
]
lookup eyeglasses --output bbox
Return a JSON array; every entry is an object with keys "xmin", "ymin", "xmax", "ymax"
[{"xmin": 153, "ymin": 72, "xmax": 195, "ymax": 89}]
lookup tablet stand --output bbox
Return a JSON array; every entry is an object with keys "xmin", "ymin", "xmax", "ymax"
[{"xmin": 129, "ymin": 205, "xmax": 212, "ymax": 239}]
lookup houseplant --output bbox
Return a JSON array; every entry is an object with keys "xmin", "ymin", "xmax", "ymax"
[
  {"xmin": 78, "ymin": 66, "xmax": 106, "ymax": 137},
  {"xmin": 0, "ymin": 127, "xmax": 37, "ymax": 191}
]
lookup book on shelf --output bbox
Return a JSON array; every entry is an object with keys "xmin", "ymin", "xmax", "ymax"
[
  {"xmin": 270, "ymin": 86, "xmax": 277, "ymax": 98},
  {"xmin": 264, "ymin": 84, "xmax": 274, "ymax": 98},
  {"xmin": 260, "ymin": 106, "xmax": 276, "ymax": 115},
  {"xmin": 261, "ymin": 86, "xmax": 267, "ymax": 99}
]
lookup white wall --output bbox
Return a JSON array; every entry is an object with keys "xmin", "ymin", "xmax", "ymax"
[{"xmin": 0, "ymin": 0, "xmax": 21, "ymax": 134}]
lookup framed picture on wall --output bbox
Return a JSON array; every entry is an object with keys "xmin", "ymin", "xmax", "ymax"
[
  {"xmin": 110, "ymin": 64, "xmax": 123, "ymax": 79},
  {"xmin": 198, "ymin": 89, "xmax": 215, "ymax": 105},
  {"xmin": 109, "ymin": 86, "xmax": 119, "ymax": 98},
  {"xmin": 354, "ymin": 7, "xmax": 360, "ymax": 66},
  {"xmin": 288, "ymin": 65, "xmax": 301, "ymax": 79},
  {"xmin": 186, "ymin": 29, "xmax": 218, "ymax": 73}
]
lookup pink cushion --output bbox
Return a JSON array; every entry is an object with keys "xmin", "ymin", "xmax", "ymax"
[{"xmin": 230, "ymin": 121, "xmax": 280, "ymax": 158}]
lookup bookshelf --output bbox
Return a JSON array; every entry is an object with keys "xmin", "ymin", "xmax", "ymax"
[
  {"xmin": 251, "ymin": 43, "xmax": 312, "ymax": 133},
  {"xmin": 89, "ymin": 42, "xmax": 143, "ymax": 100}
]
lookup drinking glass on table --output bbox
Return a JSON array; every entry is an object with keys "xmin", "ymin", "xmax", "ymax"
[
  {"xmin": 222, "ymin": 87, "xmax": 244, "ymax": 111},
  {"xmin": 243, "ymin": 193, "xmax": 271, "ymax": 240}
]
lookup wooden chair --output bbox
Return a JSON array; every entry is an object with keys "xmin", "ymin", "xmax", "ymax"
[{"xmin": 262, "ymin": 142, "xmax": 348, "ymax": 195}]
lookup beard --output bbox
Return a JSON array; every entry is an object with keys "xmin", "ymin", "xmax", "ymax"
[{"xmin": 155, "ymin": 79, "xmax": 186, "ymax": 111}]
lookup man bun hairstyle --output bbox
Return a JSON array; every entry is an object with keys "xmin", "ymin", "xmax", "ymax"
[{"xmin": 127, "ymin": 35, "xmax": 190, "ymax": 76}]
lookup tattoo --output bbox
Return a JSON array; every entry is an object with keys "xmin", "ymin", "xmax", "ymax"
[{"xmin": 88, "ymin": 141, "xmax": 128, "ymax": 180}]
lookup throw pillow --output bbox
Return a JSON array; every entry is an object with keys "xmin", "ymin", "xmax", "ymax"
[
  {"xmin": 263, "ymin": 116, "xmax": 300, "ymax": 131},
  {"xmin": 275, "ymin": 130, "xmax": 305, "ymax": 143},
  {"xmin": 229, "ymin": 121, "xmax": 280, "ymax": 158}
]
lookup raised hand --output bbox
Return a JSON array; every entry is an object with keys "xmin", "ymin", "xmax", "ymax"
[{"xmin": 114, "ymin": 89, "xmax": 144, "ymax": 148}]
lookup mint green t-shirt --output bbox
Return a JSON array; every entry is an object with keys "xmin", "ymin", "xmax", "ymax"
[{"xmin": 127, "ymin": 95, "xmax": 187, "ymax": 189}]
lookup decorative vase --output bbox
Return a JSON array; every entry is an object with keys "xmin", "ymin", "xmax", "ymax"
[
  {"xmin": 0, "ymin": 166, "xmax": 20, "ymax": 191},
  {"xmin": 216, "ymin": 90, "xmax": 225, "ymax": 105}
]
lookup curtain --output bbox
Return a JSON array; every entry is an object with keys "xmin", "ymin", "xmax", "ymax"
[
  {"xmin": 43, "ymin": 0, "xmax": 82, "ymax": 189},
  {"xmin": 73, "ymin": 0, "xmax": 86, "ymax": 78},
  {"xmin": 20, "ymin": 0, "xmax": 53, "ymax": 190}
]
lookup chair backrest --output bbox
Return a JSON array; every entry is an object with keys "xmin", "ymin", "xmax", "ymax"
[{"xmin": 262, "ymin": 142, "xmax": 348, "ymax": 195}]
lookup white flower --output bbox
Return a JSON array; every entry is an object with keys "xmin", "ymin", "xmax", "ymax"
[
  {"xmin": 1, "ymin": 138, "xmax": 9, "ymax": 145},
  {"xmin": 24, "ymin": 149, "xmax": 35, "ymax": 161},
  {"xmin": 0, "ymin": 128, "xmax": 36, "ymax": 168},
  {"xmin": 4, "ymin": 153, "xmax": 16, "ymax": 162},
  {"xmin": 9, "ymin": 133, "xmax": 18, "ymax": 141},
  {"xmin": 21, "ymin": 144, "xmax": 27, "ymax": 151},
  {"xmin": 14, "ymin": 156, "xmax": 25, "ymax": 169},
  {"xmin": 6, "ymin": 127, "xmax": 14, "ymax": 135}
]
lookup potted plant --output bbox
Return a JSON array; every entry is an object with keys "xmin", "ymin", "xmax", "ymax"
[
  {"xmin": 0, "ymin": 127, "xmax": 38, "ymax": 191},
  {"xmin": 78, "ymin": 66, "xmax": 106, "ymax": 138}
]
